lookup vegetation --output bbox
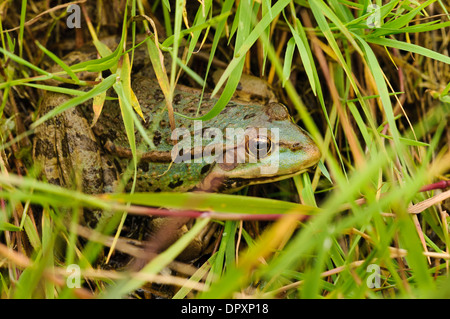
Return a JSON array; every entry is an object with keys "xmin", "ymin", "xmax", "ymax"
[{"xmin": 0, "ymin": 0, "xmax": 449, "ymax": 299}]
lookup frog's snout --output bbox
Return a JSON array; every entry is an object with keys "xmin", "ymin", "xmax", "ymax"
[{"xmin": 304, "ymin": 139, "xmax": 321, "ymax": 169}]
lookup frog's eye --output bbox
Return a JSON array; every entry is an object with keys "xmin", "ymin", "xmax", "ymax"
[{"xmin": 245, "ymin": 135, "xmax": 272, "ymax": 159}]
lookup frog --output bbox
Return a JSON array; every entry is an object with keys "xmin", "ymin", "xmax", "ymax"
[{"xmin": 32, "ymin": 36, "xmax": 321, "ymax": 261}]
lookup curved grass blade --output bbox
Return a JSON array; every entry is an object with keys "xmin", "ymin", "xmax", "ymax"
[
  {"xmin": 211, "ymin": 0, "xmax": 291, "ymax": 98},
  {"xmin": 35, "ymin": 41, "xmax": 79, "ymax": 82},
  {"xmin": 366, "ymin": 37, "xmax": 450, "ymax": 65},
  {"xmin": 102, "ymin": 218, "xmax": 210, "ymax": 298},
  {"xmin": 181, "ymin": 0, "xmax": 254, "ymax": 121},
  {"xmin": 370, "ymin": 0, "xmax": 437, "ymax": 38},
  {"xmin": 282, "ymin": 37, "xmax": 295, "ymax": 87},
  {"xmin": 22, "ymin": 83, "xmax": 85, "ymax": 96},
  {"xmin": 70, "ymin": 51, "xmax": 121, "ymax": 73},
  {"xmin": 30, "ymin": 73, "xmax": 116, "ymax": 129}
]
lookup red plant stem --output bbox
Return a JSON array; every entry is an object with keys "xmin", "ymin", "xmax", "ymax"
[
  {"xmin": 113, "ymin": 203, "xmax": 311, "ymax": 222},
  {"xmin": 420, "ymin": 180, "xmax": 450, "ymax": 192},
  {"xmin": 112, "ymin": 180, "xmax": 450, "ymax": 222}
]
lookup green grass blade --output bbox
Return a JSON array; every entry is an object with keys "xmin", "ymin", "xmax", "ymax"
[
  {"xmin": 211, "ymin": 0, "xmax": 291, "ymax": 97},
  {"xmin": 35, "ymin": 41, "xmax": 79, "ymax": 82},
  {"xmin": 105, "ymin": 192, "xmax": 317, "ymax": 216},
  {"xmin": 366, "ymin": 37, "xmax": 450, "ymax": 65},
  {"xmin": 354, "ymin": 34, "xmax": 401, "ymax": 150},
  {"xmin": 19, "ymin": 0, "xmax": 26, "ymax": 58},
  {"xmin": 371, "ymin": 0, "xmax": 436, "ymax": 37},
  {"xmin": 30, "ymin": 73, "xmax": 116, "ymax": 129},
  {"xmin": 102, "ymin": 218, "xmax": 210, "ymax": 298},
  {"xmin": 282, "ymin": 37, "xmax": 295, "ymax": 87}
]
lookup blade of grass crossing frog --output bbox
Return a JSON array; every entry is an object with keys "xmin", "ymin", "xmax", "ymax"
[
  {"xmin": 114, "ymin": 84, "xmax": 137, "ymax": 174},
  {"xmin": 69, "ymin": 51, "xmax": 120, "ymax": 73},
  {"xmin": 91, "ymin": 85, "xmax": 107, "ymax": 127},
  {"xmin": 22, "ymin": 83, "xmax": 85, "ymax": 96},
  {"xmin": 0, "ymin": 174, "xmax": 112, "ymax": 210},
  {"xmin": 35, "ymin": 41, "xmax": 80, "ymax": 83},
  {"xmin": 105, "ymin": 192, "xmax": 318, "ymax": 216},
  {"xmin": 121, "ymin": 52, "xmax": 145, "ymax": 119},
  {"xmin": 187, "ymin": 58, "xmax": 245, "ymax": 121},
  {"xmin": 30, "ymin": 73, "xmax": 116, "ymax": 129},
  {"xmin": 135, "ymin": 9, "xmax": 171, "ymax": 119},
  {"xmin": 257, "ymin": 23, "xmax": 323, "ymax": 146}
]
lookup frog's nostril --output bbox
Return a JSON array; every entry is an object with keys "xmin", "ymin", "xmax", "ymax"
[{"xmin": 290, "ymin": 142, "xmax": 303, "ymax": 151}]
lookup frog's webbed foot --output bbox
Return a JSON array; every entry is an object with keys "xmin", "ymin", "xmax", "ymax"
[{"xmin": 33, "ymin": 92, "xmax": 105, "ymax": 195}]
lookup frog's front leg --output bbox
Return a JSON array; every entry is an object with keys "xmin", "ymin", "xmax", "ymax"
[{"xmin": 33, "ymin": 93, "xmax": 112, "ymax": 225}]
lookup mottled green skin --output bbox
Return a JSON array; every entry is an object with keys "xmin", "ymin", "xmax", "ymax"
[
  {"xmin": 86, "ymin": 75, "xmax": 321, "ymax": 194},
  {"xmin": 33, "ymin": 35, "xmax": 320, "ymax": 196},
  {"xmin": 32, "ymin": 42, "xmax": 320, "ymax": 260},
  {"xmin": 34, "ymin": 76, "xmax": 321, "ymax": 195}
]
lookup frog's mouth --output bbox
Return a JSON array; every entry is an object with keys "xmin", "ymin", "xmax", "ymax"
[{"xmin": 219, "ymin": 170, "xmax": 306, "ymax": 192}]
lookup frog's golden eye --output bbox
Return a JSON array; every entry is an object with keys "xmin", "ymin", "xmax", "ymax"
[{"xmin": 245, "ymin": 135, "xmax": 272, "ymax": 159}]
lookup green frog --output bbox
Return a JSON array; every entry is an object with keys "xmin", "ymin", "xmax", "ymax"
[{"xmin": 32, "ymin": 37, "xmax": 321, "ymax": 260}]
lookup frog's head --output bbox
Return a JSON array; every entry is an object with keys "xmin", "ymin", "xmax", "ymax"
[{"xmin": 197, "ymin": 103, "xmax": 321, "ymax": 192}]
